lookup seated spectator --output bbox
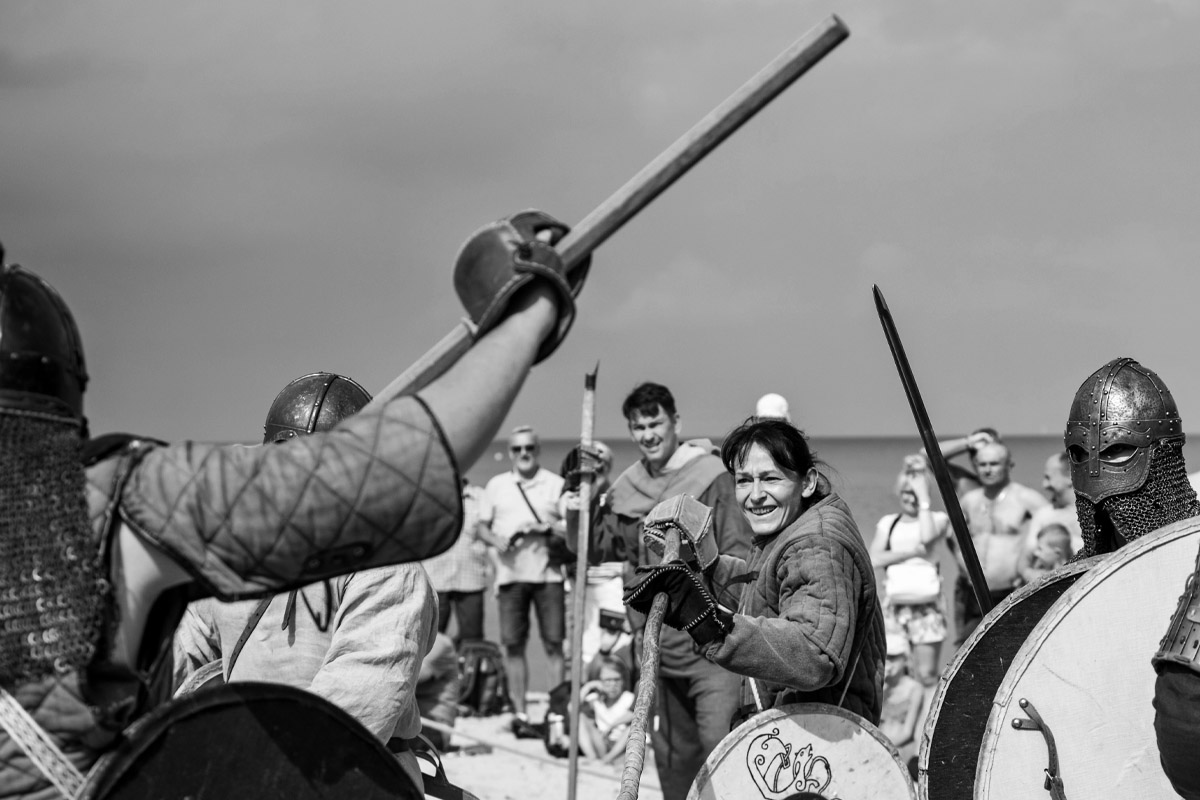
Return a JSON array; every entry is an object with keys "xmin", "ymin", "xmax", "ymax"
[
  {"xmin": 878, "ymin": 632, "xmax": 924, "ymax": 781},
  {"xmin": 585, "ymin": 608, "xmax": 639, "ymax": 689},
  {"xmin": 578, "ymin": 656, "xmax": 635, "ymax": 765},
  {"xmin": 1016, "ymin": 524, "xmax": 1073, "ymax": 586}
]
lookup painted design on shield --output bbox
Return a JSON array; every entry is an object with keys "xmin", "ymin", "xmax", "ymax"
[{"xmin": 746, "ymin": 727, "xmax": 835, "ymax": 799}]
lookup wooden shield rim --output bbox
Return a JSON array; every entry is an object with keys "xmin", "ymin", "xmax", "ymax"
[
  {"xmin": 916, "ymin": 554, "xmax": 1101, "ymax": 799},
  {"xmin": 692, "ymin": 701, "xmax": 913, "ymax": 798},
  {"xmin": 974, "ymin": 515, "xmax": 1200, "ymax": 790},
  {"xmin": 84, "ymin": 680, "xmax": 408, "ymax": 798}
]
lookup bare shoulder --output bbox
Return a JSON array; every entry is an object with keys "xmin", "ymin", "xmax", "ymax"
[
  {"xmin": 1013, "ymin": 482, "xmax": 1050, "ymax": 510},
  {"xmin": 960, "ymin": 487, "xmax": 985, "ymax": 510}
]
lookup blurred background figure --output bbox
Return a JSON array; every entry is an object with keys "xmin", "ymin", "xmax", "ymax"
[
  {"xmin": 870, "ymin": 454, "xmax": 949, "ymax": 688},
  {"xmin": 479, "ymin": 425, "xmax": 567, "ymax": 737},
  {"xmin": 1016, "ymin": 523, "xmax": 1073, "ymax": 586},
  {"xmin": 578, "ymin": 656, "xmax": 635, "ymax": 766},
  {"xmin": 415, "ymin": 632, "xmax": 462, "ymax": 752},
  {"xmin": 558, "ymin": 440, "xmax": 619, "ymax": 670},
  {"xmin": 879, "ymin": 630, "xmax": 924, "ymax": 781},
  {"xmin": 421, "ymin": 478, "xmax": 491, "ymax": 647},
  {"xmin": 754, "ymin": 392, "xmax": 792, "ymax": 422},
  {"xmin": 1026, "ymin": 451, "xmax": 1082, "ymax": 557}
]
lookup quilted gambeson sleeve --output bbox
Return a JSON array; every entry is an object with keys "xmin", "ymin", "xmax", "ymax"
[
  {"xmin": 118, "ymin": 395, "xmax": 462, "ymax": 599},
  {"xmin": 707, "ymin": 533, "xmax": 860, "ymax": 692}
]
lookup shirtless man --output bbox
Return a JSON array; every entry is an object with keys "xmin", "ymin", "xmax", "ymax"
[{"xmin": 954, "ymin": 441, "xmax": 1049, "ymax": 643}]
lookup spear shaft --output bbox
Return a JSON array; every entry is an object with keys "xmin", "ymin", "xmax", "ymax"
[{"xmin": 873, "ymin": 285, "xmax": 993, "ymax": 615}]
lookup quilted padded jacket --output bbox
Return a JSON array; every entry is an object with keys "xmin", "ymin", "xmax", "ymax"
[
  {"xmin": 0, "ymin": 394, "xmax": 460, "ymax": 799},
  {"xmin": 706, "ymin": 492, "xmax": 886, "ymax": 723}
]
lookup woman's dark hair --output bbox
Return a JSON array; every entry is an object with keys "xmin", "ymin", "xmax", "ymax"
[{"xmin": 720, "ymin": 417, "xmax": 828, "ymax": 503}]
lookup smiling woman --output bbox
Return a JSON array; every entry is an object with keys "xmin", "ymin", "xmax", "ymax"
[
  {"xmin": 626, "ymin": 419, "xmax": 889, "ymax": 727},
  {"xmin": 703, "ymin": 418, "xmax": 887, "ymax": 723}
]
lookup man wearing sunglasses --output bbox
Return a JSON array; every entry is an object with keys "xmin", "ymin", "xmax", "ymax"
[{"xmin": 479, "ymin": 425, "xmax": 567, "ymax": 736}]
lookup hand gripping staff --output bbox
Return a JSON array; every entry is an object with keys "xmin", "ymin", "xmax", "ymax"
[
  {"xmin": 873, "ymin": 285, "xmax": 993, "ymax": 616},
  {"xmin": 616, "ymin": 526, "xmax": 681, "ymax": 800},
  {"xmin": 364, "ymin": 16, "xmax": 850, "ymax": 406}
]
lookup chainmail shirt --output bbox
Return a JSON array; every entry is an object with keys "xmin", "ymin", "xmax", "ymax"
[{"xmin": 0, "ymin": 414, "xmax": 107, "ymax": 690}]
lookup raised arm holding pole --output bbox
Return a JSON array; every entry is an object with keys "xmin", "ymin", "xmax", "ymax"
[{"xmin": 363, "ymin": 14, "xmax": 850, "ymax": 407}]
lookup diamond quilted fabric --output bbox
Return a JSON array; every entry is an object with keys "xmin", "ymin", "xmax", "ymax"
[
  {"xmin": 120, "ymin": 395, "xmax": 463, "ymax": 600},
  {"xmin": 1, "ymin": 395, "xmax": 462, "ymax": 797}
]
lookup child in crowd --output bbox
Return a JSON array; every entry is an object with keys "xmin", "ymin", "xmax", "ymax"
[
  {"xmin": 585, "ymin": 608, "xmax": 639, "ymax": 688},
  {"xmin": 1016, "ymin": 523, "xmax": 1074, "ymax": 586},
  {"xmin": 879, "ymin": 631, "xmax": 924, "ymax": 780},
  {"xmin": 579, "ymin": 656, "xmax": 635, "ymax": 765}
]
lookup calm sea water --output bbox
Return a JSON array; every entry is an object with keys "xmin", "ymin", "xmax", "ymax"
[{"xmin": 469, "ymin": 434, "xmax": 1066, "ymax": 541}]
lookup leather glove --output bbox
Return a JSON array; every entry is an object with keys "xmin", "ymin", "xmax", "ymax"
[
  {"xmin": 642, "ymin": 495, "xmax": 718, "ymax": 572},
  {"xmin": 622, "ymin": 560, "xmax": 733, "ymax": 647},
  {"xmin": 453, "ymin": 210, "xmax": 591, "ymax": 363}
]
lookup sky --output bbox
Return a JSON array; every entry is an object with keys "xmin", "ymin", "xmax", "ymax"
[{"xmin": 2, "ymin": 1, "xmax": 1199, "ymax": 444}]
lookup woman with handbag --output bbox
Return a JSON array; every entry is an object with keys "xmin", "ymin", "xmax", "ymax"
[{"xmin": 870, "ymin": 455, "xmax": 950, "ymax": 687}]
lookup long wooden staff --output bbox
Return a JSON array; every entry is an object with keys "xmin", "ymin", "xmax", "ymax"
[
  {"xmin": 364, "ymin": 15, "xmax": 850, "ymax": 406},
  {"xmin": 616, "ymin": 528, "xmax": 680, "ymax": 800},
  {"xmin": 873, "ymin": 285, "xmax": 993, "ymax": 615},
  {"xmin": 567, "ymin": 364, "xmax": 599, "ymax": 800}
]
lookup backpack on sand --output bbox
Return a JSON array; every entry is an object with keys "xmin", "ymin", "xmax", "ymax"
[{"xmin": 456, "ymin": 641, "xmax": 512, "ymax": 717}]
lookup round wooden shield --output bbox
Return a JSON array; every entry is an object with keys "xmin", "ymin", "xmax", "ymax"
[
  {"xmin": 918, "ymin": 556, "xmax": 1099, "ymax": 800},
  {"xmin": 687, "ymin": 702, "xmax": 915, "ymax": 800},
  {"xmin": 79, "ymin": 681, "xmax": 423, "ymax": 800},
  {"xmin": 974, "ymin": 517, "xmax": 1200, "ymax": 799}
]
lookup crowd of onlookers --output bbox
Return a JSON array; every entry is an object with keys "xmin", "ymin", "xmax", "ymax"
[
  {"xmin": 869, "ymin": 428, "xmax": 1081, "ymax": 777},
  {"xmin": 413, "ymin": 393, "xmax": 1115, "ymax": 794}
]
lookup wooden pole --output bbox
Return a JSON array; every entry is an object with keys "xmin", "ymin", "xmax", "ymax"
[
  {"xmin": 616, "ymin": 529, "xmax": 681, "ymax": 800},
  {"xmin": 363, "ymin": 15, "xmax": 850, "ymax": 407},
  {"xmin": 873, "ymin": 285, "xmax": 994, "ymax": 614},
  {"xmin": 567, "ymin": 364, "xmax": 600, "ymax": 800}
]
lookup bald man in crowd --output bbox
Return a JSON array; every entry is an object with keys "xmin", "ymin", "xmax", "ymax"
[
  {"xmin": 954, "ymin": 441, "xmax": 1050, "ymax": 643},
  {"xmin": 1025, "ymin": 451, "xmax": 1083, "ymax": 557}
]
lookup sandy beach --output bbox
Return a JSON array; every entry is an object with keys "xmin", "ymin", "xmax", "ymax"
[{"xmin": 433, "ymin": 698, "xmax": 664, "ymax": 800}]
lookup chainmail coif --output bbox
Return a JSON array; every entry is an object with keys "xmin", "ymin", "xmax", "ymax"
[
  {"xmin": 0, "ymin": 413, "xmax": 108, "ymax": 690},
  {"xmin": 1075, "ymin": 440, "xmax": 1200, "ymax": 559}
]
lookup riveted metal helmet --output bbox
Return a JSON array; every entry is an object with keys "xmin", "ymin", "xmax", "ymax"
[
  {"xmin": 0, "ymin": 262, "xmax": 88, "ymax": 421},
  {"xmin": 263, "ymin": 372, "xmax": 371, "ymax": 444},
  {"xmin": 1064, "ymin": 357, "xmax": 1184, "ymax": 503}
]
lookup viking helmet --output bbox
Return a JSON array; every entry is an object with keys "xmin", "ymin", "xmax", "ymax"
[
  {"xmin": 1064, "ymin": 357, "xmax": 1183, "ymax": 503},
  {"xmin": 263, "ymin": 372, "xmax": 371, "ymax": 443},
  {"xmin": 0, "ymin": 263, "xmax": 88, "ymax": 421}
]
